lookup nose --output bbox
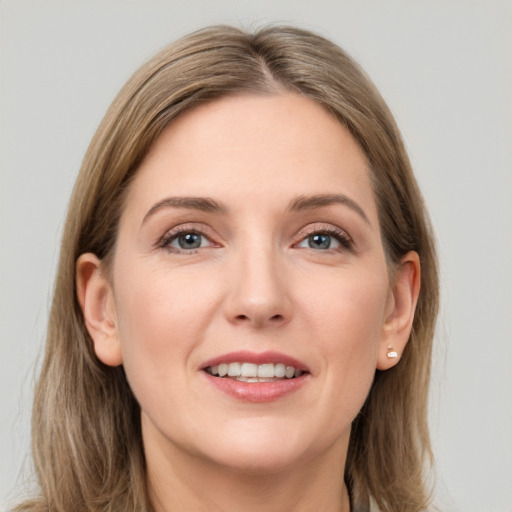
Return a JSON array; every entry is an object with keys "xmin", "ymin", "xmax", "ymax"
[{"xmin": 223, "ymin": 245, "xmax": 293, "ymax": 329}]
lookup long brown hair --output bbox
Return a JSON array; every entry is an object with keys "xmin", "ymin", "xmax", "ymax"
[{"xmin": 16, "ymin": 25, "xmax": 439, "ymax": 512}]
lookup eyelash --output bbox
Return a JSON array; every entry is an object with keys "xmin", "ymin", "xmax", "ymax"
[
  {"xmin": 295, "ymin": 226, "xmax": 353, "ymax": 252},
  {"xmin": 158, "ymin": 225, "xmax": 353, "ymax": 254},
  {"xmin": 158, "ymin": 227, "xmax": 215, "ymax": 253}
]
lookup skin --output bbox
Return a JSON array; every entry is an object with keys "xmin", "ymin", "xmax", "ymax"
[{"xmin": 77, "ymin": 92, "xmax": 420, "ymax": 512}]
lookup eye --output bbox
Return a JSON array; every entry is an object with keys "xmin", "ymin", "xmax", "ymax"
[
  {"xmin": 295, "ymin": 227, "xmax": 352, "ymax": 251},
  {"xmin": 172, "ymin": 232, "xmax": 205, "ymax": 249},
  {"xmin": 160, "ymin": 229, "xmax": 214, "ymax": 252},
  {"xmin": 298, "ymin": 233, "xmax": 340, "ymax": 250}
]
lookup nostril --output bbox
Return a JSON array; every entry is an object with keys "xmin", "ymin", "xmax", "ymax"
[{"xmin": 234, "ymin": 313, "xmax": 284, "ymax": 323}]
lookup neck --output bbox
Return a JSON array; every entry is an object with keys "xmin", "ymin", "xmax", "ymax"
[{"xmin": 144, "ymin": 424, "xmax": 351, "ymax": 512}]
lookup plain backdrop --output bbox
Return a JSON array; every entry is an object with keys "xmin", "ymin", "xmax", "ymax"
[{"xmin": 1, "ymin": 1, "xmax": 511, "ymax": 511}]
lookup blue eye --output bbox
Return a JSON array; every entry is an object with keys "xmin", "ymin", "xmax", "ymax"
[
  {"xmin": 300, "ymin": 233, "xmax": 340, "ymax": 250},
  {"xmin": 296, "ymin": 229, "xmax": 352, "ymax": 251},
  {"xmin": 175, "ymin": 233, "xmax": 203, "ymax": 249},
  {"xmin": 163, "ymin": 231, "xmax": 211, "ymax": 251},
  {"xmin": 308, "ymin": 234, "xmax": 334, "ymax": 250}
]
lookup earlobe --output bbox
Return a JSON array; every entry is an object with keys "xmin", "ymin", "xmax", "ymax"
[
  {"xmin": 76, "ymin": 253, "xmax": 123, "ymax": 367},
  {"xmin": 377, "ymin": 251, "xmax": 421, "ymax": 371}
]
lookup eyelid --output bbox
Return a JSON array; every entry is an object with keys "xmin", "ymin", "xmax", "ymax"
[
  {"xmin": 157, "ymin": 223, "xmax": 219, "ymax": 252},
  {"xmin": 293, "ymin": 223, "xmax": 354, "ymax": 250}
]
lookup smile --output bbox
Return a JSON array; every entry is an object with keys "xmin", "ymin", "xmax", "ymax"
[
  {"xmin": 201, "ymin": 351, "xmax": 310, "ymax": 402},
  {"xmin": 205, "ymin": 362, "xmax": 304, "ymax": 381}
]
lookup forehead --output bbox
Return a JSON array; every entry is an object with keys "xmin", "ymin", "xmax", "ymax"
[{"xmin": 124, "ymin": 92, "xmax": 377, "ymax": 222}]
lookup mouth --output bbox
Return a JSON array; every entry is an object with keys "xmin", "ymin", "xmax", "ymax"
[
  {"xmin": 200, "ymin": 350, "xmax": 310, "ymax": 401},
  {"xmin": 204, "ymin": 362, "xmax": 304, "ymax": 382}
]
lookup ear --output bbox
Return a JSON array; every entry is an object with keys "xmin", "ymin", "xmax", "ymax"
[
  {"xmin": 376, "ymin": 251, "xmax": 421, "ymax": 371},
  {"xmin": 76, "ymin": 253, "xmax": 123, "ymax": 367}
]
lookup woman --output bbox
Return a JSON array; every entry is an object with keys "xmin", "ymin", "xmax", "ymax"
[{"xmin": 15, "ymin": 25, "xmax": 438, "ymax": 512}]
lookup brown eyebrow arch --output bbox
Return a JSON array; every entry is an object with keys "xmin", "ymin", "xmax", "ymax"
[
  {"xmin": 142, "ymin": 196, "xmax": 227, "ymax": 224},
  {"xmin": 288, "ymin": 194, "xmax": 371, "ymax": 226}
]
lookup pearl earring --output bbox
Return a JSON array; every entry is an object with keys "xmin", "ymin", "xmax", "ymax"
[{"xmin": 387, "ymin": 346, "xmax": 398, "ymax": 359}]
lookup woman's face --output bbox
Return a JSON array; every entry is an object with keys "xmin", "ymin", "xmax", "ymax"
[{"xmin": 88, "ymin": 93, "xmax": 412, "ymax": 474}]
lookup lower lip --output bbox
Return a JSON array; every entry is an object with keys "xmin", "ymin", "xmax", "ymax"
[{"xmin": 203, "ymin": 372, "xmax": 309, "ymax": 402}]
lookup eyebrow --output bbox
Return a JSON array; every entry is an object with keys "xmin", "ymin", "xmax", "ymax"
[
  {"xmin": 142, "ymin": 196, "xmax": 227, "ymax": 224},
  {"xmin": 288, "ymin": 194, "xmax": 371, "ymax": 226},
  {"xmin": 142, "ymin": 193, "xmax": 370, "ymax": 226}
]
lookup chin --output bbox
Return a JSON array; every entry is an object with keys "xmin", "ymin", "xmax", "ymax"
[
  {"xmin": 205, "ymin": 444, "xmax": 308, "ymax": 476},
  {"xmin": 193, "ymin": 420, "xmax": 339, "ymax": 475}
]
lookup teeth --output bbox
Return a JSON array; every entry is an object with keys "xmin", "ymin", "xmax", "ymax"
[
  {"xmin": 285, "ymin": 366, "xmax": 295, "ymax": 378},
  {"xmin": 241, "ymin": 363, "xmax": 258, "ymax": 377},
  {"xmin": 237, "ymin": 376, "xmax": 282, "ymax": 383},
  {"xmin": 206, "ymin": 362, "xmax": 304, "ymax": 380},
  {"xmin": 258, "ymin": 363, "xmax": 274, "ymax": 378},
  {"xmin": 227, "ymin": 362, "xmax": 241, "ymax": 377},
  {"xmin": 274, "ymin": 363, "xmax": 286, "ymax": 378}
]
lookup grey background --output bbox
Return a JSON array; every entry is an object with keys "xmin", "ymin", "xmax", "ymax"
[{"xmin": 1, "ymin": 1, "xmax": 511, "ymax": 511}]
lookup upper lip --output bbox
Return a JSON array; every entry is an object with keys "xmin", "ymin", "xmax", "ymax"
[{"xmin": 201, "ymin": 350, "xmax": 310, "ymax": 372}]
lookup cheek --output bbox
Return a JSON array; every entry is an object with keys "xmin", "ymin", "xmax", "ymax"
[
  {"xmin": 111, "ymin": 262, "xmax": 220, "ymax": 400},
  {"xmin": 302, "ymin": 269, "xmax": 389, "ymax": 414},
  {"xmin": 304, "ymin": 266, "xmax": 389, "ymax": 350}
]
